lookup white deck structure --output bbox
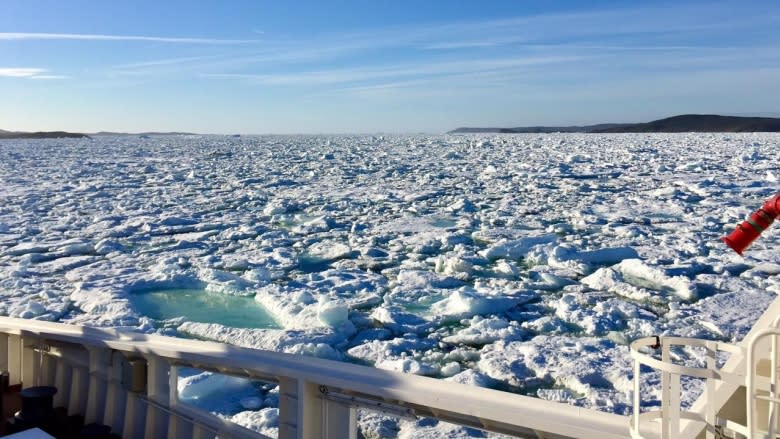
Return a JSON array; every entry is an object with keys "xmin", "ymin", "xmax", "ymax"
[
  {"xmin": 0, "ymin": 294, "xmax": 777, "ymax": 439},
  {"xmin": 630, "ymin": 293, "xmax": 780, "ymax": 439}
]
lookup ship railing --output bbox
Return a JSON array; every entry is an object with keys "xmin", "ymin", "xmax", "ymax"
[
  {"xmin": 630, "ymin": 336, "xmax": 745, "ymax": 439},
  {"xmin": 0, "ymin": 317, "xmax": 630, "ymax": 439},
  {"xmin": 632, "ymin": 313, "xmax": 780, "ymax": 439},
  {"xmin": 745, "ymin": 314, "xmax": 780, "ymax": 439}
]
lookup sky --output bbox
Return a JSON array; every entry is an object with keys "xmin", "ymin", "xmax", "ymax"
[{"xmin": 1, "ymin": 0, "xmax": 779, "ymax": 134}]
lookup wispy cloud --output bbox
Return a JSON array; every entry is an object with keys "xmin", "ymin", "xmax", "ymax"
[
  {"xmin": 415, "ymin": 5, "xmax": 778, "ymax": 51},
  {"xmin": 0, "ymin": 68, "xmax": 67, "ymax": 80},
  {"xmin": 10, "ymin": 2, "xmax": 777, "ymax": 102},
  {"xmin": 0, "ymin": 32, "xmax": 263, "ymax": 45},
  {"xmin": 113, "ymin": 55, "xmax": 220, "ymax": 70},
  {"xmin": 203, "ymin": 55, "xmax": 585, "ymax": 86},
  {"xmin": 28, "ymin": 74, "xmax": 68, "ymax": 80},
  {"xmin": 116, "ymin": 4, "xmax": 775, "ymax": 83},
  {"xmin": 423, "ymin": 37, "xmax": 530, "ymax": 50},
  {"xmin": 0, "ymin": 67, "xmax": 46, "ymax": 77}
]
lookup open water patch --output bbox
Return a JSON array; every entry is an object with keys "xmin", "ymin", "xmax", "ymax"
[{"xmin": 130, "ymin": 289, "xmax": 279, "ymax": 329}]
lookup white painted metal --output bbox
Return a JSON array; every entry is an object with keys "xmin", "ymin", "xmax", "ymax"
[
  {"xmin": 630, "ymin": 336, "xmax": 747, "ymax": 438},
  {"xmin": 678, "ymin": 295, "xmax": 780, "ymax": 438},
  {"xmin": 631, "ymin": 295, "xmax": 780, "ymax": 439},
  {"xmin": 2, "ymin": 294, "xmax": 778, "ymax": 439},
  {"xmin": 0, "ymin": 317, "xmax": 630, "ymax": 439},
  {"xmin": 7, "ymin": 334, "xmax": 21, "ymax": 385},
  {"xmin": 103, "ymin": 351, "xmax": 128, "ymax": 434},
  {"xmin": 747, "ymin": 327, "xmax": 780, "ymax": 439},
  {"xmin": 86, "ymin": 347, "xmax": 110, "ymax": 424},
  {"xmin": 145, "ymin": 356, "xmax": 171, "ymax": 438}
]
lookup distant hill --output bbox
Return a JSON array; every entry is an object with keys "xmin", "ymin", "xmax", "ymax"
[
  {"xmin": 449, "ymin": 114, "xmax": 780, "ymax": 134},
  {"xmin": 593, "ymin": 114, "xmax": 780, "ymax": 133},
  {"xmin": 450, "ymin": 123, "xmax": 632, "ymax": 134},
  {"xmin": 0, "ymin": 130, "xmax": 90, "ymax": 139}
]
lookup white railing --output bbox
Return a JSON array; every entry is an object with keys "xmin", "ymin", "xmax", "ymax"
[
  {"xmin": 632, "ymin": 311, "xmax": 780, "ymax": 439},
  {"xmin": 630, "ymin": 336, "xmax": 745, "ymax": 439},
  {"xmin": 0, "ymin": 317, "xmax": 630, "ymax": 439},
  {"xmin": 746, "ymin": 314, "xmax": 780, "ymax": 439}
]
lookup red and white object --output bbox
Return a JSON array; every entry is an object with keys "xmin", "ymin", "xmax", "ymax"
[{"xmin": 723, "ymin": 193, "xmax": 780, "ymax": 255}]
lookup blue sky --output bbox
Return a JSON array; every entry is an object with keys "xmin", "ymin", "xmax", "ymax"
[{"xmin": 1, "ymin": 0, "xmax": 779, "ymax": 133}]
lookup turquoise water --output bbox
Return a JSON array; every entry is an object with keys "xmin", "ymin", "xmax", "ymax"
[{"xmin": 130, "ymin": 289, "xmax": 279, "ymax": 329}]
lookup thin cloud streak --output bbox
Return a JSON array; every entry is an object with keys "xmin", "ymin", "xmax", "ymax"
[
  {"xmin": 0, "ymin": 67, "xmax": 46, "ymax": 77},
  {"xmin": 203, "ymin": 55, "xmax": 585, "ymax": 86},
  {"xmin": 329, "ymin": 68, "xmax": 566, "ymax": 96},
  {"xmin": 28, "ymin": 75, "xmax": 68, "ymax": 80},
  {"xmin": 0, "ymin": 32, "xmax": 263, "ymax": 44},
  {"xmin": 341, "ymin": 4, "xmax": 758, "ymax": 52},
  {"xmin": 113, "ymin": 55, "xmax": 221, "ymax": 70},
  {"xmin": 94, "ymin": 4, "xmax": 779, "ymax": 82}
]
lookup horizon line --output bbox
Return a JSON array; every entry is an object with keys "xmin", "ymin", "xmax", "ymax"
[{"xmin": 4, "ymin": 111, "xmax": 780, "ymax": 137}]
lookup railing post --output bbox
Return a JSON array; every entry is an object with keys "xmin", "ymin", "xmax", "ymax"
[
  {"xmin": 705, "ymin": 341, "xmax": 716, "ymax": 439},
  {"xmin": 0, "ymin": 333, "xmax": 7, "ymax": 374},
  {"xmin": 323, "ymin": 399, "xmax": 356, "ymax": 439},
  {"xmin": 299, "ymin": 380, "xmax": 323, "ymax": 439},
  {"xmin": 53, "ymin": 361, "xmax": 72, "ymax": 408},
  {"xmin": 69, "ymin": 365, "xmax": 90, "ymax": 416},
  {"xmin": 770, "ymin": 331, "xmax": 778, "ymax": 438},
  {"xmin": 85, "ymin": 347, "xmax": 111, "ymax": 424},
  {"xmin": 279, "ymin": 377, "xmax": 303, "ymax": 439},
  {"xmin": 747, "ymin": 334, "xmax": 757, "ymax": 439},
  {"xmin": 103, "ymin": 351, "xmax": 128, "ymax": 435},
  {"xmin": 670, "ymin": 371, "xmax": 681, "ymax": 437},
  {"xmin": 632, "ymin": 357, "xmax": 640, "ymax": 436},
  {"xmin": 145, "ymin": 356, "xmax": 171, "ymax": 439},
  {"xmin": 21, "ymin": 336, "xmax": 37, "ymax": 387},
  {"xmin": 167, "ymin": 365, "xmax": 193, "ymax": 439},
  {"xmin": 123, "ymin": 393, "xmax": 146, "ymax": 439},
  {"xmin": 280, "ymin": 377, "xmax": 344, "ymax": 439},
  {"xmin": 661, "ymin": 342, "xmax": 670, "ymax": 439},
  {"xmin": 40, "ymin": 350, "xmax": 56, "ymax": 385},
  {"xmin": 6, "ymin": 335, "xmax": 20, "ymax": 386}
]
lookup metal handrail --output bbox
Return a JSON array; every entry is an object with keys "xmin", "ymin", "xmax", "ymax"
[
  {"xmin": 630, "ymin": 336, "xmax": 746, "ymax": 439},
  {"xmin": 747, "ymin": 327, "xmax": 780, "ymax": 439},
  {"xmin": 0, "ymin": 316, "xmax": 631, "ymax": 439}
]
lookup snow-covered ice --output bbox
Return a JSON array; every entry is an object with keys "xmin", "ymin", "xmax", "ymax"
[{"xmin": 1, "ymin": 133, "xmax": 779, "ymax": 437}]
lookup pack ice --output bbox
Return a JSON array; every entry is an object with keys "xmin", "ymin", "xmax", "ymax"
[{"xmin": 1, "ymin": 133, "xmax": 778, "ymax": 437}]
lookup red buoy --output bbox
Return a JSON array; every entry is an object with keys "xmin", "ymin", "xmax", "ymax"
[{"xmin": 722, "ymin": 193, "xmax": 780, "ymax": 255}]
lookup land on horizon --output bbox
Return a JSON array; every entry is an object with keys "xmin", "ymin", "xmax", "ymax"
[
  {"xmin": 449, "ymin": 114, "xmax": 780, "ymax": 134},
  {"xmin": 0, "ymin": 129, "xmax": 90, "ymax": 139},
  {"xmin": 4, "ymin": 114, "xmax": 780, "ymax": 139},
  {"xmin": 0, "ymin": 129, "xmax": 195, "ymax": 140}
]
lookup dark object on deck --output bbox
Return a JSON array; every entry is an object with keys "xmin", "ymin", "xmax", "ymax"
[
  {"xmin": 79, "ymin": 422, "xmax": 114, "ymax": 439},
  {"xmin": 0, "ymin": 371, "xmax": 8, "ymax": 435},
  {"xmin": 14, "ymin": 386, "xmax": 57, "ymax": 430}
]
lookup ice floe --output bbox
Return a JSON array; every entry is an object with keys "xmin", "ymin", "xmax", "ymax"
[{"xmin": 1, "ymin": 133, "xmax": 779, "ymax": 437}]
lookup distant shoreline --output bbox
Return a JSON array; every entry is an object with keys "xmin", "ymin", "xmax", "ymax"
[
  {"xmin": 0, "ymin": 130, "xmax": 90, "ymax": 140},
  {"xmin": 4, "ymin": 114, "xmax": 780, "ymax": 138},
  {"xmin": 449, "ymin": 114, "xmax": 780, "ymax": 134},
  {"xmin": 0, "ymin": 130, "xmax": 197, "ymax": 140}
]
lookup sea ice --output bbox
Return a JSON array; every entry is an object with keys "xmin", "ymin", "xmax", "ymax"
[{"xmin": 2, "ymin": 133, "xmax": 779, "ymax": 436}]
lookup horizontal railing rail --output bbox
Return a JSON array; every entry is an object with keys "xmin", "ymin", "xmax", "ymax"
[{"xmin": 0, "ymin": 317, "xmax": 631, "ymax": 439}]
